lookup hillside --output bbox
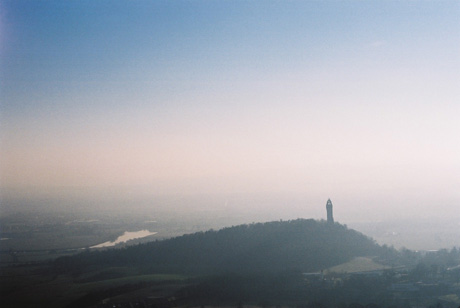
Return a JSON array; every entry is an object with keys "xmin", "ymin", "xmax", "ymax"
[{"xmin": 55, "ymin": 219, "xmax": 394, "ymax": 275}]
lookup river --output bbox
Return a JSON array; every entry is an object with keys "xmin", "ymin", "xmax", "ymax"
[{"xmin": 90, "ymin": 230, "xmax": 157, "ymax": 249}]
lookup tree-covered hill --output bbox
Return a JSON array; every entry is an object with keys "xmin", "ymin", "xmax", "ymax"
[{"xmin": 55, "ymin": 219, "xmax": 394, "ymax": 275}]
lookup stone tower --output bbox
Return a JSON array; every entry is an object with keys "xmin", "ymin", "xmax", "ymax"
[{"xmin": 326, "ymin": 199, "xmax": 334, "ymax": 224}]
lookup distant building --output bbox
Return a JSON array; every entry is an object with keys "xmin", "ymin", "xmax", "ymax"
[{"xmin": 326, "ymin": 199, "xmax": 334, "ymax": 223}]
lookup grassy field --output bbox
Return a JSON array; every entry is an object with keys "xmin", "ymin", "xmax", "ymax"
[
  {"xmin": 325, "ymin": 256, "xmax": 391, "ymax": 274},
  {"xmin": 72, "ymin": 273, "xmax": 186, "ymax": 292}
]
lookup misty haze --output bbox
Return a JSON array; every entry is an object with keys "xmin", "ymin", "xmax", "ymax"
[{"xmin": 1, "ymin": 1, "xmax": 459, "ymax": 308}]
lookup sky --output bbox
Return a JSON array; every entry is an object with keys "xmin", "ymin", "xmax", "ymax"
[{"xmin": 1, "ymin": 1, "xmax": 459, "ymax": 221}]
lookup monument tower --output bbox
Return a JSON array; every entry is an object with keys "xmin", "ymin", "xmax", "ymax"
[{"xmin": 326, "ymin": 199, "xmax": 334, "ymax": 224}]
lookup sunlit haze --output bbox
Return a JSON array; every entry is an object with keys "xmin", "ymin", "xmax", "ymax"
[{"xmin": 1, "ymin": 1, "xmax": 459, "ymax": 228}]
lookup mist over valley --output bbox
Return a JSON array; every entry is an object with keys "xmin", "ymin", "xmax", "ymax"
[{"xmin": 1, "ymin": 0, "xmax": 459, "ymax": 307}]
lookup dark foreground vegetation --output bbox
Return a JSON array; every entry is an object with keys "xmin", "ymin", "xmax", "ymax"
[{"xmin": 1, "ymin": 219, "xmax": 460, "ymax": 308}]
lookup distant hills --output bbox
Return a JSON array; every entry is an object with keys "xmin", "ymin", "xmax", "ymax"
[{"xmin": 55, "ymin": 219, "xmax": 397, "ymax": 275}]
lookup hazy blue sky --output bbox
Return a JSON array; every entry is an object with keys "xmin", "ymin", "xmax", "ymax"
[{"xmin": 1, "ymin": 1, "xmax": 459, "ymax": 220}]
